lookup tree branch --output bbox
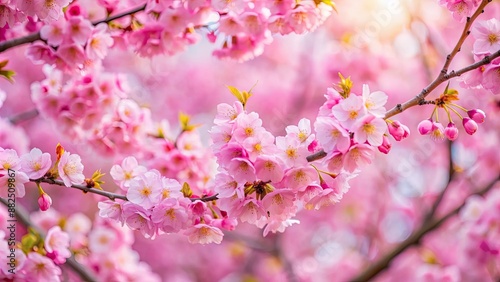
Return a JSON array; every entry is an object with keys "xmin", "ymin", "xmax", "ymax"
[
  {"xmin": 0, "ymin": 197, "xmax": 98, "ymax": 282},
  {"xmin": 8, "ymin": 109, "xmax": 39, "ymax": 125},
  {"xmin": 0, "ymin": 4, "xmax": 147, "ymax": 53},
  {"xmin": 383, "ymin": 0, "xmax": 493, "ymax": 119},
  {"xmin": 351, "ymin": 174, "xmax": 500, "ymax": 282},
  {"xmin": 31, "ymin": 177, "xmax": 218, "ymax": 202}
]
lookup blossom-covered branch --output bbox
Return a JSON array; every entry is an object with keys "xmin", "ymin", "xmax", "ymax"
[
  {"xmin": 0, "ymin": 197, "xmax": 98, "ymax": 282},
  {"xmin": 0, "ymin": 4, "xmax": 147, "ymax": 53}
]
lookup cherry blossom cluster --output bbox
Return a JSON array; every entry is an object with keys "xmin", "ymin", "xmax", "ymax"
[
  {"xmin": 0, "ymin": 225, "xmax": 69, "ymax": 281},
  {"xmin": 0, "ymin": 145, "xmax": 84, "ymax": 210},
  {"xmin": 99, "ymin": 156, "xmax": 234, "ymax": 244},
  {"xmin": 0, "ymin": 207, "xmax": 160, "ymax": 281},
  {"xmin": 416, "ymin": 86, "xmax": 487, "ymax": 141},
  {"xmin": 4, "ymin": 0, "xmax": 336, "ymax": 64},
  {"xmin": 461, "ymin": 18, "xmax": 500, "ymax": 94},
  {"xmin": 31, "ymin": 65, "xmax": 149, "ymax": 155},
  {"xmin": 459, "ymin": 189, "xmax": 500, "ymax": 268},
  {"xmin": 30, "ymin": 64, "xmax": 216, "ymax": 190},
  {"xmin": 25, "ymin": 3, "xmax": 113, "ymax": 71},
  {"xmin": 438, "ymin": 0, "xmax": 482, "ymax": 22},
  {"xmin": 123, "ymin": 0, "xmax": 335, "ymax": 61},
  {"xmin": 209, "ymin": 93, "xmax": 362, "ymax": 236},
  {"xmin": 314, "ymin": 82, "xmax": 409, "ymax": 171},
  {"xmin": 0, "ymin": 0, "xmax": 70, "ymax": 28}
]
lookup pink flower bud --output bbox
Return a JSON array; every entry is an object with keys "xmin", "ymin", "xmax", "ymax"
[
  {"xmin": 38, "ymin": 193, "xmax": 52, "ymax": 211},
  {"xmin": 418, "ymin": 119, "xmax": 433, "ymax": 135},
  {"xmin": 388, "ymin": 120, "xmax": 404, "ymax": 141},
  {"xmin": 467, "ymin": 109, "xmax": 486, "ymax": 124},
  {"xmin": 378, "ymin": 135, "xmax": 392, "ymax": 154},
  {"xmin": 444, "ymin": 122, "xmax": 459, "ymax": 141},
  {"xmin": 462, "ymin": 118, "xmax": 478, "ymax": 135}
]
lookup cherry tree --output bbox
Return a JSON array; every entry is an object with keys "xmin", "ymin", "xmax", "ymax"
[{"xmin": 0, "ymin": 0, "xmax": 499, "ymax": 281}]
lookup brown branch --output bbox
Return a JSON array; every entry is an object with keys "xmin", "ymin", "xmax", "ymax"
[
  {"xmin": 0, "ymin": 4, "xmax": 147, "ymax": 53},
  {"xmin": 32, "ymin": 177, "xmax": 218, "ymax": 202},
  {"xmin": 383, "ymin": 0, "xmax": 493, "ymax": 119},
  {"xmin": 0, "ymin": 197, "xmax": 98, "ymax": 282},
  {"xmin": 34, "ymin": 178, "xmax": 128, "ymax": 201},
  {"xmin": 351, "ymin": 174, "xmax": 500, "ymax": 282}
]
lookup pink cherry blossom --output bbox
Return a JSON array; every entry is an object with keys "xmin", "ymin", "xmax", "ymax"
[
  {"xmin": 122, "ymin": 202, "xmax": 156, "ymax": 238},
  {"xmin": 23, "ymin": 252, "xmax": 61, "ymax": 282},
  {"xmin": 242, "ymin": 131, "xmax": 275, "ymax": 161},
  {"xmin": 57, "ymin": 151, "xmax": 85, "ymax": 187},
  {"xmin": 227, "ymin": 157, "xmax": 256, "ymax": 183},
  {"xmin": 66, "ymin": 16, "xmax": 93, "ymax": 45},
  {"xmin": 353, "ymin": 115, "xmax": 387, "ymax": 146},
  {"xmin": 151, "ymin": 198, "xmax": 189, "ymax": 233},
  {"xmin": 88, "ymin": 227, "xmax": 118, "ymax": 253},
  {"xmin": 332, "ymin": 94, "xmax": 366, "ymax": 129},
  {"xmin": 45, "ymin": 226, "xmax": 71, "ymax": 264},
  {"xmin": 20, "ymin": 148, "xmax": 52, "ymax": 179},
  {"xmin": 86, "ymin": 23, "xmax": 114, "ymax": 60},
  {"xmin": 254, "ymin": 156, "xmax": 285, "ymax": 183},
  {"xmin": 430, "ymin": 122, "xmax": 446, "ymax": 141},
  {"xmin": 275, "ymin": 137, "xmax": 309, "ymax": 167},
  {"xmin": 110, "ymin": 156, "xmax": 147, "ymax": 190},
  {"xmin": 40, "ymin": 20, "xmax": 65, "ymax": 46},
  {"xmin": 214, "ymin": 102, "xmax": 244, "ymax": 125},
  {"xmin": 314, "ymin": 117, "xmax": 350, "ymax": 153},
  {"xmin": 472, "ymin": 19, "xmax": 500, "ymax": 55},
  {"xmin": 233, "ymin": 198, "xmax": 267, "ymax": 224},
  {"xmin": 184, "ymin": 224, "xmax": 224, "ymax": 244},
  {"xmin": 343, "ymin": 144, "xmax": 374, "ymax": 172},
  {"xmin": 482, "ymin": 59, "xmax": 500, "ymax": 94},
  {"xmin": 283, "ymin": 166, "xmax": 318, "ymax": 191},
  {"xmin": 286, "ymin": 118, "xmax": 315, "ymax": 145},
  {"xmin": 362, "ymin": 84, "xmax": 388, "ymax": 118},
  {"xmin": 98, "ymin": 200, "xmax": 124, "ymax": 222},
  {"xmin": 127, "ymin": 170, "xmax": 163, "ymax": 209},
  {"xmin": 262, "ymin": 189, "xmax": 296, "ymax": 220},
  {"xmin": 233, "ymin": 112, "xmax": 264, "ymax": 142}
]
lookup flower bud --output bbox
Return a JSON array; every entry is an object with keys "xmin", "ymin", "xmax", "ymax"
[
  {"xmin": 378, "ymin": 135, "xmax": 392, "ymax": 154},
  {"xmin": 38, "ymin": 193, "xmax": 52, "ymax": 211},
  {"xmin": 388, "ymin": 120, "xmax": 404, "ymax": 141},
  {"xmin": 418, "ymin": 119, "xmax": 433, "ymax": 135},
  {"xmin": 444, "ymin": 122, "xmax": 459, "ymax": 141},
  {"xmin": 467, "ymin": 109, "xmax": 486, "ymax": 124},
  {"xmin": 462, "ymin": 118, "xmax": 478, "ymax": 135}
]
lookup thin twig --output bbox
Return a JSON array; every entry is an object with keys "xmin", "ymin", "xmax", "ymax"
[
  {"xmin": 34, "ymin": 178, "xmax": 128, "ymax": 201},
  {"xmin": 0, "ymin": 197, "xmax": 98, "ymax": 282},
  {"xmin": 0, "ymin": 4, "xmax": 147, "ymax": 53},
  {"xmin": 8, "ymin": 109, "xmax": 39, "ymax": 125},
  {"xmin": 32, "ymin": 177, "xmax": 218, "ymax": 202},
  {"xmin": 351, "ymin": 174, "xmax": 500, "ymax": 282},
  {"xmin": 383, "ymin": 0, "xmax": 493, "ymax": 119}
]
